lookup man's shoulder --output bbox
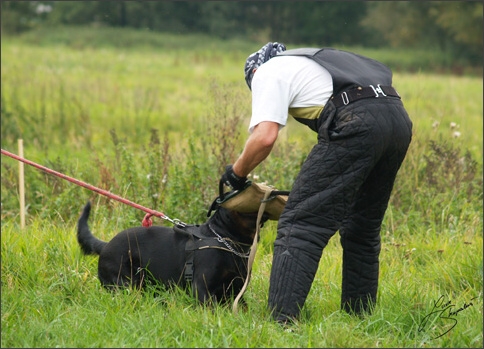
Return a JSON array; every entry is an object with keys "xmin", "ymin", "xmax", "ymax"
[
  {"xmin": 277, "ymin": 47, "xmax": 323, "ymax": 57},
  {"xmin": 260, "ymin": 55, "xmax": 322, "ymax": 73}
]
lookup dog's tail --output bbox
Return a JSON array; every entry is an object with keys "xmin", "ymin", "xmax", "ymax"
[{"xmin": 77, "ymin": 201, "xmax": 107, "ymax": 255}]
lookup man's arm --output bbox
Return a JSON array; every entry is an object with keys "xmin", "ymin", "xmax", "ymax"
[{"xmin": 232, "ymin": 121, "xmax": 280, "ymax": 178}]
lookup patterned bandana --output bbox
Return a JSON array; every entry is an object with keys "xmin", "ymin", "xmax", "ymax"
[{"xmin": 244, "ymin": 42, "xmax": 287, "ymax": 90}]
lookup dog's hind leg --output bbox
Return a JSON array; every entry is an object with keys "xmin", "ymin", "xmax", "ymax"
[
  {"xmin": 98, "ymin": 247, "xmax": 146, "ymax": 290},
  {"xmin": 77, "ymin": 201, "xmax": 107, "ymax": 255}
]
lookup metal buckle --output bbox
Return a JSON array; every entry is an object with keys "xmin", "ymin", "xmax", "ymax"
[
  {"xmin": 341, "ymin": 91, "xmax": 349, "ymax": 105},
  {"xmin": 184, "ymin": 261, "xmax": 193, "ymax": 282},
  {"xmin": 369, "ymin": 84, "xmax": 387, "ymax": 97},
  {"xmin": 173, "ymin": 218, "xmax": 187, "ymax": 227}
]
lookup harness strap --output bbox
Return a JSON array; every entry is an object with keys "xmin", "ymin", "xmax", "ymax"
[
  {"xmin": 183, "ymin": 234, "xmax": 251, "ymax": 284},
  {"xmin": 174, "ymin": 224, "xmax": 205, "ymax": 239},
  {"xmin": 184, "ymin": 239, "xmax": 196, "ymax": 282}
]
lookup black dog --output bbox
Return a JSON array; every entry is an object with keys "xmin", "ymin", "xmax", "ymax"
[{"xmin": 77, "ymin": 201, "xmax": 269, "ymax": 304}]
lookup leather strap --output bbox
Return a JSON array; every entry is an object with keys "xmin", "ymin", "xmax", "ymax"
[
  {"xmin": 232, "ymin": 188, "xmax": 272, "ymax": 313},
  {"xmin": 332, "ymin": 85, "xmax": 400, "ymax": 108}
]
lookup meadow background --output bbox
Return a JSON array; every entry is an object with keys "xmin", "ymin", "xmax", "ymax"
[{"xmin": 1, "ymin": 26, "xmax": 483, "ymax": 348}]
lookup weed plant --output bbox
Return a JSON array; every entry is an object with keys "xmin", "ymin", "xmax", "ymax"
[{"xmin": 1, "ymin": 27, "xmax": 482, "ymax": 348}]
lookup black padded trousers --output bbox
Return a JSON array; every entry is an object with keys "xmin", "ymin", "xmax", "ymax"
[{"xmin": 268, "ymin": 97, "xmax": 413, "ymax": 321}]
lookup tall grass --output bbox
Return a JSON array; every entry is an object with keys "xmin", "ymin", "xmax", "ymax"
[{"xmin": 1, "ymin": 27, "xmax": 482, "ymax": 348}]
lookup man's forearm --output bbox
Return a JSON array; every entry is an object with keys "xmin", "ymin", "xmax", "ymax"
[{"xmin": 232, "ymin": 121, "xmax": 280, "ymax": 177}]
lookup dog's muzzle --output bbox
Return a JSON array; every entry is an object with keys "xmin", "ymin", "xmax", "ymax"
[{"xmin": 208, "ymin": 182, "xmax": 289, "ymax": 220}]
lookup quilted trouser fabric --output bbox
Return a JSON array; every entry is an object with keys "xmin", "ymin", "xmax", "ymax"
[{"xmin": 268, "ymin": 97, "xmax": 412, "ymax": 321}]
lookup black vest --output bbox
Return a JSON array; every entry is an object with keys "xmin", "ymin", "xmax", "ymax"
[{"xmin": 277, "ymin": 47, "xmax": 393, "ymax": 95}]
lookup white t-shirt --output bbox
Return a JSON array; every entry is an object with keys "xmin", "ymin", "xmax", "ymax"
[{"xmin": 249, "ymin": 55, "xmax": 333, "ymax": 133}]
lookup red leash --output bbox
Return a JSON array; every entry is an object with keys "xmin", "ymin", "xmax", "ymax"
[{"xmin": 1, "ymin": 148, "xmax": 181, "ymax": 227}]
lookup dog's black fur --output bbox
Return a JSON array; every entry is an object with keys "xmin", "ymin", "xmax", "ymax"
[{"xmin": 77, "ymin": 201, "xmax": 269, "ymax": 304}]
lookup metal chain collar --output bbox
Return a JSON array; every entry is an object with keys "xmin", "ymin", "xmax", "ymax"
[{"xmin": 208, "ymin": 224, "xmax": 251, "ymax": 258}]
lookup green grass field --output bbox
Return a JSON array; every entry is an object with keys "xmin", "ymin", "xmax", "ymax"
[{"xmin": 1, "ymin": 26, "xmax": 482, "ymax": 348}]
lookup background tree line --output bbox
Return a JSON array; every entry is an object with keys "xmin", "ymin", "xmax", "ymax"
[{"xmin": 1, "ymin": 1, "xmax": 482, "ymax": 66}]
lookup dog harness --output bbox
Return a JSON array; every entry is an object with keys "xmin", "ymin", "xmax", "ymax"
[{"xmin": 173, "ymin": 223, "xmax": 252, "ymax": 283}]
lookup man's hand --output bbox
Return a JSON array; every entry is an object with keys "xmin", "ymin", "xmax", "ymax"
[{"xmin": 221, "ymin": 165, "xmax": 249, "ymax": 191}]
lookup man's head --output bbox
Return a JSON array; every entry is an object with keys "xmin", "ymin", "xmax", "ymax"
[{"xmin": 244, "ymin": 42, "xmax": 286, "ymax": 90}]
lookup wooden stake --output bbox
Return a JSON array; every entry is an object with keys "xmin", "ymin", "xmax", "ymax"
[{"xmin": 18, "ymin": 139, "xmax": 25, "ymax": 229}]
